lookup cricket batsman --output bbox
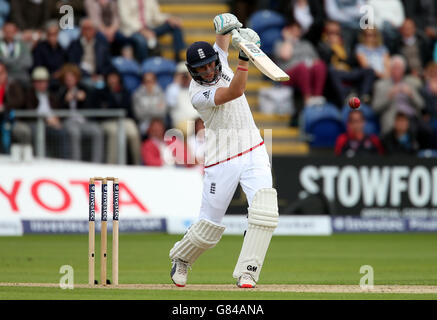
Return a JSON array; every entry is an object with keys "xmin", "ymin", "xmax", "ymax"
[{"xmin": 169, "ymin": 13, "xmax": 279, "ymax": 288}]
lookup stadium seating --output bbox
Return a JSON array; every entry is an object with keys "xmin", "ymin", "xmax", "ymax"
[
  {"xmin": 303, "ymin": 103, "xmax": 345, "ymax": 147},
  {"xmin": 141, "ymin": 57, "xmax": 177, "ymax": 90},
  {"xmin": 248, "ymin": 10, "xmax": 286, "ymax": 56},
  {"xmin": 112, "ymin": 57, "xmax": 142, "ymax": 93},
  {"xmin": 58, "ymin": 27, "xmax": 81, "ymax": 50}
]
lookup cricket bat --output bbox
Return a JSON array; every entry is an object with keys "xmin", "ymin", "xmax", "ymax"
[{"xmin": 233, "ymin": 31, "xmax": 290, "ymax": 82}]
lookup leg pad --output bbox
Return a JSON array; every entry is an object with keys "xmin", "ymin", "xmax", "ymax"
[
  {"xmin": 233, "ymin": 188, "xmax": 279, "ymax": 282},
  {"xmin": 169, "ymin": 219, "xmax": 226, "ymax": 265}
]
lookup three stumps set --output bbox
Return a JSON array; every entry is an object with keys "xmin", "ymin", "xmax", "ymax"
[{"xmin": 88, "ymin": 177, "xmax": 119, "ymax": 286}]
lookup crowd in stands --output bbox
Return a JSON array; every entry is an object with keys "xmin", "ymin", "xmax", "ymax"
[
  {"xmin": 0, "ymin": 0, "xmax": 205, "ymax": 167},
  {"xmin": 232, "ymin": 0, "xmax": 437, "ymax": 157}
]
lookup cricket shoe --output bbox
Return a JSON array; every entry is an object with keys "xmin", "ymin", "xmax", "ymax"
[
  {"xmin": 171, "ymin": 259, "xmax": 190, "ymax": 287},
  {"xmin": 237, "ymin": 273, "xmax": 256, "ymax": 288}
]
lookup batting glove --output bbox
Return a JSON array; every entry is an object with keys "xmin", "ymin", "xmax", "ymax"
[
  {"xmin": 231, "ymin": 29, "xmax": 261, "ymax": 61},
  {"xmin": 214, "ymin": 13, "xmax": 243, "ymax": 35},
  {"xmin": 239, "ymin": 28, "xmax": 261, "ymax": 47}
]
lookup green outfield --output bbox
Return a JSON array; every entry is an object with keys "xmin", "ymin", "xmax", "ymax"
[{"xmin": 0, "ymin": 233, "xmax": 436, "ymax": 300}]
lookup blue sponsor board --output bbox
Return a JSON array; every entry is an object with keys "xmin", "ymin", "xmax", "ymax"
[
  {"xmin": 22, "ymin": 218, "xmax": 167, "ymax": 234},
  {"xmin": 332, "ymin": 217, "xmax": 437, "ymax": 233}
]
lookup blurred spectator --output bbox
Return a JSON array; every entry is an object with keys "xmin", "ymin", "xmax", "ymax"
[
  {"xmin": 421, "ymin": 62, "xmax": 437, "ymax": 146},
  {"xmin": 141, "ymin": 117, "xmax": 191, "ymax": 167},
  {"xmin": 318, "ymin": 20, "xmax": 375, "ymax": 106},
  {"xmin": 58, "ymin": 64, "xmax": 104, "ymax": 163},
  {"xmin": 49, "ymin": 0, "xmax": 86, "ymax": 50},
  {"xmin": 367, "ymin": 0, "xmax": 405, "ymax": 52},
  {"xmin": 24, "ymin": 67, "xmax": 69, "ymax": 159},
  {"xmin": 394, "ymin": 18, "xmax": 432, "ymax": 78},
  {"xmin": 187, "ymin": 117, "xmax": 205, "ymax": 166},
  {"xmin": 372, "ymin": 55, "xmax": 425, "ymax": 134},
  {"xmin": 10, "ymin": 0, "xmax": 50, "ymax": 46},
  {"xmin": 133, "ymin": 72, "xmax": 167, "ymax": 137},
  {"xmin": 278, "ymin": 0, "xmax": 326, "ymax": 45},
  {"xmin": 275, "ymin": 22, "xmax": 327, "ymax": 107},
  {"xmin": 402, "ymin": 0, "xmax": 437, "ymax": 41},
  {"xmin": 230, "ymin": 0, "xmax": 259, "ymax": 25},
  {"xmin": 381, "ymin": 111, "xmax": 420, "ymax": 156},
  {"xmin": 32, "ymin": 21, "xmax": 68, "ymax": 83},
  {"xmin": 96, "ymin": 71, "xmax": 142, "ymax": 165},
  {"xmin": 0, "ymin": 62, "xmax": 30, "ymax": 146},
  {"xmin": 324, "ymin": 0, "xmax": 366, "ymax": 53},
  {"xmin": 355, "ymin": 28, "xmax": 390, "ymax": 79},
  {"xmin": 67, "ymin": 18, "xmax": 112, "ymax": 89},
  {"xmin": 166, "ymin": 62, "xmax": 199, "ymax": 135},
  {"xmin": 118, "ymin": 0, "xmax": 185, "ymax": 62},
  {"xmin": 0, "ymin": 22, "xmax": 33, "ymax": 86},
  {"xmin": 0, "ymin": 0, "xmax": 10, "ymax": 29},
  {"xmin": 335, "ymin": 109, "xmax": 384, "ymax": 157},
  {"xmin": 85, "ymin": 0, "xmax": 121, "ymax": 55}
]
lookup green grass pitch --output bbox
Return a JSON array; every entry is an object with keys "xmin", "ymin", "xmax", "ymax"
[{"xmin": 0, "ymin": 233, "xmax": 436, "ymax": 300}]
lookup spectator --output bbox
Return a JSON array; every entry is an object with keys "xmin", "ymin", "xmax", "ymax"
[
  {"xmin": 32, "ymin": 21, "xmax": 68, "ymax": 83},
  {"xmin": 58, "ymin": 64, "xmax": 104, "ymax": 163},
  {"xmin": 96, "ymin": 71, "xmax": 142, "ymax": 165},
  {"xmin": 421, "ymin": 62, "xmax": 437, "ymax": 146},
  {"xmin": 0, "ymin": 62, "xmax": 30, "ymax": 147},
  {"xmin": 49, "ymin": 0, "xmax": 87, "ymax": 50},
  {"xmin": 274, "ymin": 22, "xmax": 327, "ymax": 107},
  {"xmin": 367, "ymin": 0, "xmax": 405, "ymax": 52},
  {"xmin": 335, "ymin": 110, "xmax": 384, "ymax": 157},
  {"xmin": 318, "ymin": 20, "xmax": 375, "ymax": 106},
  {"xmin": 133, "ymin": 72, "xmax": 167, "ymax": 137},
  {"xmin": 85, "ymin": 0, "xmax": 121, "ymax": 54},
  {"xmin": 324, "ymin": 0, "xmax": 366, "ymax": 53},
  {"xmin": 0, "ymin": 0, "xmax": 10, "ymax": 29},
  {"xmin": 0, "ymin": 22, "xmax": 33, "ymax": 86},
  {"xmin": 393, "ymin": 18, "xmax": 432, "ymax": 78},
  {"xmin": 24, "ymin": 67, "xmax": 69, "ymax": 159},
  {"xmin": 402, "ymin": 0, "xmax": 437, "ymax": 41},
  {"xmin": 118, "ymin": 0, "xmax": 185, "ymax": 62},
  {"xmin": 10, "ymin": 0, "xmax": 50, "ymax": 46},
  {"xmin": 355, "ymin": 28, "xmax": 390, "ymax": 80},
  {"xmin": 141, "ymin": 118, "xmax": 191, "ymax": 167},
  {"xmin": 372, "ymin": 55, "xmax": 425, "ymax": 134},
  {"xmin": 67, "ymin": 18, "xmax": 113, "ymax": 89},
  {"xmin": 166, "ymin": 62, "xmax": 199, "ymax": 135},
  {"xmin": 382, "ymin": 111, "xmax": 420, "ymax": 156},
  {"xmin": 278, "ymin": 0, "xmax": 326, "ymax": 45}
]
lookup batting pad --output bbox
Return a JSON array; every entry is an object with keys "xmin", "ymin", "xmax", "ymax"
[
  {"xmin": 169, "ymin": 219, "xmax": 226, "ymax": 265},
  {"xmin": 233, "ymin": 188, "xmax": 279, "ymax": 282}
]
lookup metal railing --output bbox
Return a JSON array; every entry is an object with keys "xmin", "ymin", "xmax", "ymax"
[{"xmin": 13, "ymin": 109, "xmax": 127, "ymax": 165}]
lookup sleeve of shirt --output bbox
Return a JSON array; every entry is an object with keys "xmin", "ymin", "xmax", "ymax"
[
  {"xmin": 191, "ymin": 87, "xmax": 218, "ymax": 111},
  {"xmin": 213, "ymin": 43, "xmax": 230, "ymax": 69}
]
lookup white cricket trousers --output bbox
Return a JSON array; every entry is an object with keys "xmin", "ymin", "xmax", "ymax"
[{"xmin": 198, "ymin": 144, "xmax": 273, "ymax": 224}]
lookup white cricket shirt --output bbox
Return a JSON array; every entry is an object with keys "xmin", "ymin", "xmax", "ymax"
[{"xmin": 189, "ymin": 43, "xmax": 263, "ymax": 167}]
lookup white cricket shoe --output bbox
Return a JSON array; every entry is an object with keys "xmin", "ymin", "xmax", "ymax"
[
  {"xmin": 170, "ymin": 259, "xmax": 190, "ymax": 287},
  {"xmin": 237, "ymin": 273, "xmax": 256, "ymax": 288}
]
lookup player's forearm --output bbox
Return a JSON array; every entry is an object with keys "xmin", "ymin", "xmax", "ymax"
[
  {"xmin": 228, "ymin": 60, "xmax": 249, "ymax": 97},
  {"xmin": 214, "ymin": 59, "xmax": 249, "ymax": 105}
]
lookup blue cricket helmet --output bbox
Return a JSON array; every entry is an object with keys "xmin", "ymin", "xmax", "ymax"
[{"xmin": 186, "ymin": 41, "xmax": 222, "ymax": 85}]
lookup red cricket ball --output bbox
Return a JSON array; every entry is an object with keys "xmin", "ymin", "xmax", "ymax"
[{"xmin": 349, "ymin": 97, "xmax": 361, "ymax": 109}]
